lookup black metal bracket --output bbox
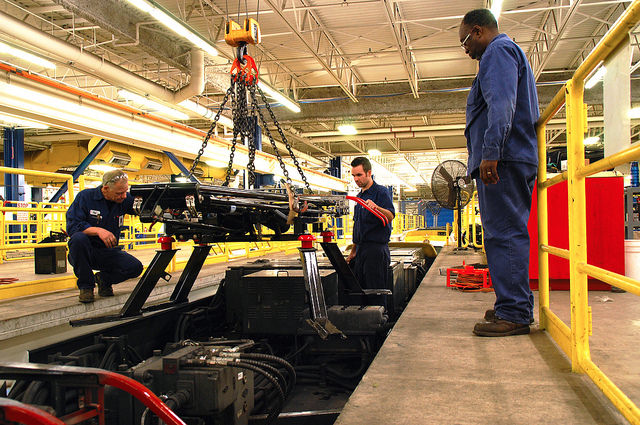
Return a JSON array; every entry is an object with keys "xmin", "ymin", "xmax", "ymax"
[{"xmin": 299, "ymin": 247, "xmax": 344, "ymax": 339}]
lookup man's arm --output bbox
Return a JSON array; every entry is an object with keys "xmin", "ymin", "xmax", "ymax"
[
  {"xmin": 477, "ymin": 44, "xmax": 519, "ymax": 185},
  {"xmin": 363, "ymin": 200, "xmax": 394, "ymax": 222},
  {"xmin": 83, "ymin": 226, "xmax": 118, "ymax": 248}
]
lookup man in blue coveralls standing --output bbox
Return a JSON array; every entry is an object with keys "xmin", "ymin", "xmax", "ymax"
[
  {"xmin": 66, "ymin": 169, "xmax": 143, "ymax": 303},
  {"xmin": 346, "ymin": 157, "xmax": 395, "ymax": 289},
  {"xmin": 459, "ymin": 9, "xmax": 539, "ymax": 336}
]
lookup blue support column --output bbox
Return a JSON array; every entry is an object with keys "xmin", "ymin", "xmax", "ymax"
[
  {"xmin": 4, "ymin": 128, "xmax": 25, "ymax": 201},
  {"xmin": 49, "ymin": 138, "xmax": 109, "ymax": 203},
  {"xmin": 163, "ymin": 151, "xmax": 200, "ymax": 183},
  {"xmin": 328, "ymin": 156, "xmax": 341, "ymax": 178}
]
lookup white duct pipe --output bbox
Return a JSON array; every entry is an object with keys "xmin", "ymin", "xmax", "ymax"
[{"xmin": 0, "ymin": 10, "xmax": 204, "ymax": 105}]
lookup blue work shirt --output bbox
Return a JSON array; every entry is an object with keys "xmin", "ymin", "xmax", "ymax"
[
  {"xmin": 66, "ymin": 186, "xmax": 135, "ymax": 245},
  {"xmin": 465, "ymin": 33, "xmax": 539, "ymax": 175},
  {"xmin": 353, "ymin": 181, "xmax": 395, "ymax": 245}
]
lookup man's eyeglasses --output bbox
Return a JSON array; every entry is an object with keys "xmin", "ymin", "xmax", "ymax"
[{"xmin": 460, "ymin": 32, "xmax": 471, "ymax": 50}]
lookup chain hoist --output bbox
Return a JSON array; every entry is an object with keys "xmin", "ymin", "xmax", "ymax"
[{"xmin": 188, "ymin": 18, "xmax": 312, "ymax": 192}]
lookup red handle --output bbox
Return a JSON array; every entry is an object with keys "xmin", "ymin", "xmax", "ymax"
[
  {"xmin": 0, "ymin": 398, "xmax": 66, "ymax": 425},
  {"xmin": 346, "ymin": 196, "xmax": 388, "ymax": 226}
]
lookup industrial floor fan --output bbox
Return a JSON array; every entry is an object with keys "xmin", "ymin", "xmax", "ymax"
[{"xmin": 431, "ymin": 160, "xmax": 475, "ymax": 249}]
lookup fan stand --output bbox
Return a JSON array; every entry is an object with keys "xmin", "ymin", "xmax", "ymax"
[{"xmin": 454, "ymin": 182, "xmax": 467, "ymax": 252}]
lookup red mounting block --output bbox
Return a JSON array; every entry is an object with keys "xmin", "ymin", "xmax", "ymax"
[
  {"xmin": 157, "ymin": 236, "xmax": 175, "ymax": 251},
  {"xmin": 320, "ymin": 231, "xmax": 334, "ymax": 243},
  {"xmin": 298, "ymin": 233, "xmax": 316, "ymax": 249}
]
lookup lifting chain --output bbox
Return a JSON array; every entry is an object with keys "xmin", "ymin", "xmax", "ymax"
[
  {"xmin": 191, "ymin": 51, "xmax": 311, "ymax": 192},
  {"xmin": 188, "ymin": 85, "xmax": 234, "ymax": 180},
  {"xmin": 251, "ymin": 84, "xmax": 311, "ymax": 192}
]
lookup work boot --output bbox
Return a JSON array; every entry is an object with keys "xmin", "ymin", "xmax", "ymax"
[
  {"xmin": 484, "ymin": 309, "xmax": 534, "ymax": 325},
  {"xmin": 473, "ymin": 318, "xmax": 530, "ymax": 337},
  {"xmin": 95, "ymin": 272, "xmax": 114, "ymax": 297},
  {"xmin": 79, "ymin": 288, "xmax": 95, "ymax": 303}
]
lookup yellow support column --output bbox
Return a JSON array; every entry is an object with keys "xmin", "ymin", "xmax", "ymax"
[
  {"xmin": 565, "ymin": 80, "xmax": 590, "ymax": 372},
  {"xmin": 537, "ymin": 123, "xmax": 551, "ymax": 331}
]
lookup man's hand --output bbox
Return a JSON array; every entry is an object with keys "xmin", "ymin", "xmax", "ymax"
[
  {"xmin": 346, "ymin": 246, "xmax": 356, "ymax": 264},
  {"xmin": 479, "ymin": 160, "xmax": 499, "ymax": 185},
  {"xmin": 364, "ymin": 199, "xmax": 378, "ymax": 211},
  {"xmin": 96, "ymin": 228, "xmax": 117, "ymax": 248}
]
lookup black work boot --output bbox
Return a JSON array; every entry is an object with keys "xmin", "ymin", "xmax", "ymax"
[
  {"xmin": 79, "ymin": 288, "xmax": 95, "ymax": 303},
  {"xmin": 95, "ymin": 272, "xmax": 114, "ymax": 297}
]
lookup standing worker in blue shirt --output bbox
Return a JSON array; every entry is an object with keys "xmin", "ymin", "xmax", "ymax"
[
  {"xmin": 347, "ymin": 157, "xmax": 395, "ymax": 289},
  {"xmin": 460, "ymin": 9, "xmax": 539, "ymax": 337},
  {"xmin": 66, "ymin": 169, "xmax": 143, "ymax": 303}
]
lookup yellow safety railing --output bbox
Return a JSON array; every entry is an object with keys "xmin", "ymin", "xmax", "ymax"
[{"xmin": 536, "ymin": 2, "xmax": 640, "ymax": 423}]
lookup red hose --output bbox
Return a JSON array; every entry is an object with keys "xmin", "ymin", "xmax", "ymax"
[
  {"xmin": 98, "ymin": 370, "xmax": 186, "ymax": 425},
  {"xmin": 0, "ymin": 398, "xmax": 66, "ymax": 425},
  {"xmin": 346, "ymin": 196, "xmax": 388, "ymax": 226}
]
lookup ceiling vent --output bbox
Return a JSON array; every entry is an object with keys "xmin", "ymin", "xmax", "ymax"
[
  {"xmin": 142, "ymin": 157, "xmax": 163, "ymax": 171},
  {"xmin": 107, "ymin": 151, "xmax": 131, "ymax": 166}
]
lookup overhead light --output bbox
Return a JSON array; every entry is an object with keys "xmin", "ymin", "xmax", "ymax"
[
  {"xmin": 629, "ymin": 107, "xmax": 640, "ymax": 119},
  {"xmin": 179, "ymin": 99, "xmax": 234, "ymax": 128},
  {"xmin": 583, "ymin": 136, "xmax": 600, "ymax": 145},
  {"xmin": 89, "ymin": 163, "xmax": 118, "ymax": 172},
  {"xmin": 338, "ymin": 124, "xmax": 358, "ymax": 135},
  {"xmin": 585, "ymin": 66, "xmax": 606, "ymax": 89},
  {"xmin": 0, "ymin": 41, "xmax": 56, "ymax": 70},
  {"xmin": 0, "ymin": 112, "xmax": 48, "ymax": 129},
  {"xmin": 490, "ymin": 0, "xmax": 504, "ymax": 20},
  {"xmin": 257, "ymin": 81, "xmax": 301, "ymax": 113},
  {"xmin": 124, "ymin": 0, "xmax": 218, "ymax": 57},
  {"xmin": 119, "ymin": 89, "xmax": 190, "ymax": 120},
  {"xmin": 368, "ymin": 148, "xmax": 382, "ymax": 156}
]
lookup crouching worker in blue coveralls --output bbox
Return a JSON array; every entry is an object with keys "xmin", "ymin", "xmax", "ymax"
[
  {"xmin": 460, "ymin": 9, "xmax": 539, "ymax": 337},
  {"xmin": 66, "ymin": 169, "xmax": 143, "ymax": 303},
  {"xmin": 346, "ymin": 157, "xmax": 395, "ymax": 289}
]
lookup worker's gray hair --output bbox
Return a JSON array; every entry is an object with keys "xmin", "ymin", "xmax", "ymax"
[{"xmin": 102, "ymin": 169, "xmax": 128, "ymax": 187}]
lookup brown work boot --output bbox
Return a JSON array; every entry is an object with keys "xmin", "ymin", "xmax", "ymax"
[
  {"xmin": 95, "ymin": 272, "xmax": 114, "ymax": 297},
  {"xmin": 79, "ymin": 288, "xmax": 95, "ymax": 303},
  {"xmin": 484, "ymin": 309, "xmax": 534, "ymax": 325},
  {"xmin": 473, "ymin": 319, "xmax": 530, "ymax": 337}
]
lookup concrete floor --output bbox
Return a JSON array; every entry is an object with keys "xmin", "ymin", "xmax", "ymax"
[{"xmin": 335, "ymin": 247, "xmax": 637, "ymax": 425}]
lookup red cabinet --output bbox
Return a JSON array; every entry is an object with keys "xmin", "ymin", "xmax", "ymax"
[{"xmin": 527, "ymin": 175, "xmax": 625, "ymax": 290}]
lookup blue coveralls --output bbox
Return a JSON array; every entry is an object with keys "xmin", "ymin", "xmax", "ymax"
[
  {"xmin": 465, "ymin": 33, "xmax": 539, "ymax": 325},
  {"xmin": 352, "ymin": 181, "xmax": 395, "ymax": 289},
  {"xmin": 66, "ymin": 186, "xmax": 143, "ymax": 290}
]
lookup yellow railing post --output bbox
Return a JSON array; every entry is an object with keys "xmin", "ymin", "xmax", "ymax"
[
  {"xmin": 536, "ymin": 123, "xmax": 551, "ymax": 332},
  {"xmin": 565, "ymin": 79, "xmax": 590, "ymax": 372}
]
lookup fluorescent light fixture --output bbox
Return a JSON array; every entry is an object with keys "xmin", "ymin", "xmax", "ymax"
[
  {"xmin": 583, "ymin": 136, "xmax": 600, "ymax": 145},
  {"xmin": 179, "ymin": 99, "xmax": 234, "ymax": 128},
  {"xmin": 125, "ymin": 0, "xmax": 218, "ymax": 57},
  {"xmin": 0, "ymin": 80, "xmax": 348, "ymax": 192},
  {"xmin": 629, "ymin": 107, "xmax": 640, "ymax": 119},
  {"xmin": 0, "ymin": 41, "xmax": 56, "ymax": 70},
  {"xmin": 257, "ymin": 81, "xmax": 301, "ymax": 113},
  {"xmin": 338, "ymin": 124, "xmax": 357, "ymax": 135},
  {"xmin": 490, "ymin": 0, "xmax": 504, "ymax": 20},
  {"xmin": 0, "ymin": 113, "xmax": 48, "ymax": 129},
  {"xmin": 585, "ymin": 66, "xmax": 606, "ymax": 89},
  {"xmin": 89, "ymin": 163, "xmax": 118, "ymax": 172},
  {"xmin": 119, "ymin": 89, "xmax": 190, "ymax": 120},
  {"xmin": 367, "ymin": 149, "xmax": 382, "ymax": 156}
]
